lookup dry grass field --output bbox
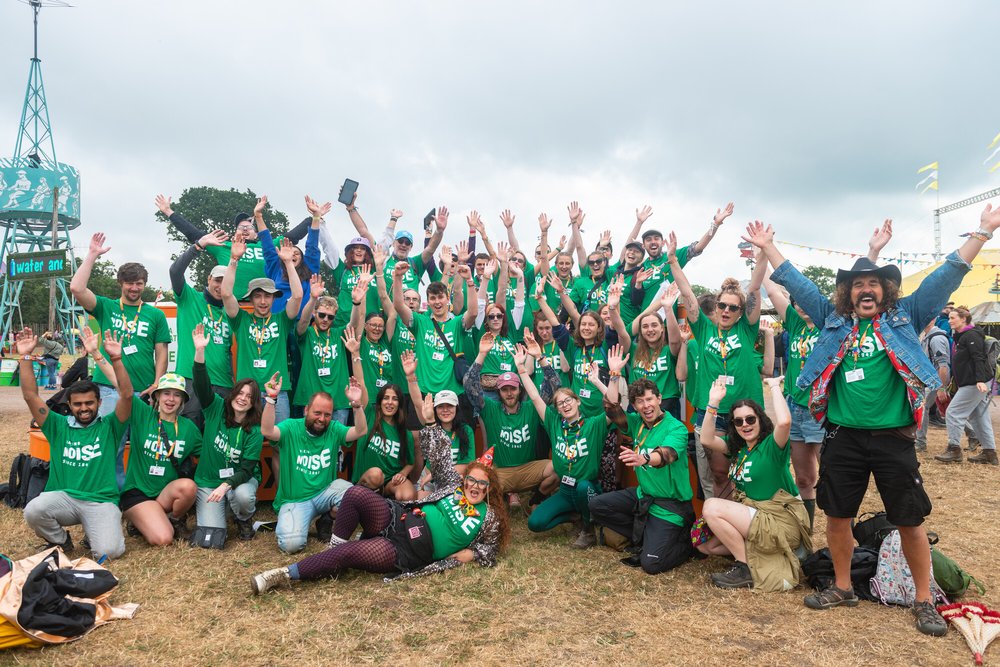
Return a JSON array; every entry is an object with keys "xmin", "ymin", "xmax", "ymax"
[{"xmin": 0, "ymin": 384, "xmax": 998, "ymax": 667}]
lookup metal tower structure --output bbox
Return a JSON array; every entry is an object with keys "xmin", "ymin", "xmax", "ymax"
[
  {"xmin": 932, "ymin": 187, "xmax": 1000, "ymax": 260},
  {"xmin": 0, "ymin": 0, "xmax": 81, "ymax": 351}
]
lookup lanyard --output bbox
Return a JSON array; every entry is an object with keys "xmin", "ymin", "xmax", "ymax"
[
  {"xmin": 253, "ymin": 313, "xmax": 273, "ymax": 357},
  {"xmin": 716, "ymin": 325, "xmax": 730, "ymax": 375},
  {"xmin": 223, "ymin": 428, "xmax": 243, "ymax": 463},
  {"xmin": 851, "ymin": 321, "xmax": 874, "ymax": 367},
  {"xmin": 729, "ymin": 442, "xmax": 756, "ymax": 483},
  {"xmin": 797, "ymin": 326, "xmax": 815, "ymax": 369},
  {"xmin": 154, "ymin": 418, "xmax": 176, "ymax": 461},
  {"xmin": 371, "ymin": 338, "xmax": 387, "ymax": 377},
  {"xmin": 206, "ymin": 304, "xmax": 226, "ymax": 329},
  {"xmin": 633, "ymin": 415, "xmax": 664, "ymax": 453},
  {"xmin": 561, "ymin": 418, "xmax": 584, "ymax": 472},
  {"xmin": 119, "ymin": 299, "xmax": 142, "ymax": 343},
  {"xmin": 580, "ymin": 344, "xmax": 598, "ymax": 384},
  {"xmin": 313, "ymin": 323, "xmax": 332, "ymax": 359}
]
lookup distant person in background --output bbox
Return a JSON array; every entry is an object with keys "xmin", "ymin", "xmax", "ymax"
[{"xmin": 40, "ymin": 330, "xmax": 65, "ymax": 390}]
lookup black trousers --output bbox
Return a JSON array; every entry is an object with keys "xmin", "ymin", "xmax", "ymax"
[{"xmin": 589, "ymin": 488, "xmax": 692, "ymax": 575}]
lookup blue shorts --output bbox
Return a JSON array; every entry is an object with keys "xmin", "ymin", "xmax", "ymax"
[
  {"xmin": 694, "ymin": 408, "xmax": 730, "ymax": 433},
  {"xmin": 788, "ymin": 397, "xmax": 825, "ymax": 444}
]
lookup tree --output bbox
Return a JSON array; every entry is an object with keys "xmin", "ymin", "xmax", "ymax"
[
  {"xmin": 157, "ymin": 186, "xmax": 290, "ymax": 288},
  {"xmin": 691, "ymin": 284, "xmax": 713, "ymax": 297},
  {"xmin": 802, "ymin": 265, "xmax": 836, "ymax": 299}
]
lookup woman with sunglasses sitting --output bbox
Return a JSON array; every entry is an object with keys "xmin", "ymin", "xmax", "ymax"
[
  {"xmin": 696, "ymin": 377, "xmax": 811, "ymax": 591},
  {"xmin": 669, "ymin": 232, "xmax": 767, "ymax": 499},
  {"xmin": 249, "ymin": 395, "xmax": 510, "ymax": 594}
]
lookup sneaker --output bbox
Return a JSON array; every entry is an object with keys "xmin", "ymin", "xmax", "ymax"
[
  {"xmin": 804, "ymin": 585, "xmax": 859, "ymax": 610},
  {"xmin": 620, "ymin": 554, "xmax": 642, "ymax": 568},
  {"xmin": 43, "ymin": 533, "xmax": 74, "ymax": 553},
  {"xmin": 235, "ymin": 516, "xmax": 256, "ymax": 541},
  {"xmin": 912, "ymin": 600, "xmax": 948, "ymax": 636},
  {"xmin": 914, "ymin": 441, "xmax": 927, "ymax": 453},
  {"xmin": 315, "ymin": 513, "xmax": 334, "ymax": 543},
  {"xmin": 250, "ymin": 567, "xmax": 292, "ymax": 595},
  {"xmin": 125, "ymin": 521, "xmax": 141, "ymax": 537},
  {"xmin": 710, "ymin": 561, "xmax": 753, "ymax": 589},
  {"xmin": 169, "ymin": 514, "xmax": 187, "ymax": 540},
  {"xmin": 571, "ymin": 526, "xmax": 597, "ymax": 549},
  {"xmin": 328, "ymin": 533, "xmax": 347, "ymax": 549}
]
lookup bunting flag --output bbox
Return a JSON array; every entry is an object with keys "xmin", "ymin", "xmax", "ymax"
[
  {"xmin": 985, "ymin": 131, "xmax": 1000, "ymax": 173},
  {"xmin": 775, "ymin": 239, "xmax": 1000, "ymax": 269},
  {"xmin": 916, "ymin": 161, "xmax": 939, "ymax": 193}
]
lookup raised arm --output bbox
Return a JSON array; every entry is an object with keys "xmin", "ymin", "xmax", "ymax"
[
  {"xmin": 500, "ymin": 209, "xmax": 520, "ymax": 253},
  {"xmin": 79, "ymin": 326, "xmax": 117, "ymax": 391},
  {"xmin": 763, "ymin": 271, "xmax": 790, "ymax": 323},
  {"xmin": 349, "ymin": 267, "xmax": 373, "ymax": 334},
  {"xmin": 391, "ymin": 261, "xmax": 414, "ymax": 329},
  {"xmin": 867, "ymin": 219, "xmax": 893, "ymax": 262},
  {"xmin": 468, "ymin": 211, "xmax": 497, "ymax": 261},
  {"xmin": 296, "ymin": 275, "xmax": 324, "ymax": 337},
  {"xmin": 606, "ymin": 275, "xmax": 632, "ymax": 350},
  {"xmin": 537, "ymin": 213, "xmax": 552, "ymax": 276},
  {"xmin": 401, "ymin": 351, "xmax": 430, "ymax": 426},
  {"xmin": 745, "ymin": 244, "xmax": 768, "ymax": 325},
  {"xmin": 464, "ymin": 332, "xmax": 494, "ymax": 414},
  {"xmin": 619, "ymin": 205, "xmax": 653, "ymax": 264},
  {"xmin": 105, "ymin": 331, "xmax": 134, "ymax": 423},
  {"xmin": 458, "ymin": 264, "xmax": 479, "ymax": 329},
  {"xmin": 190, "ymin": 324, "xmax": 216, "ymax": 408},
  {"xmin": 221, "ymin": 231, "xmax": 246, "ymax": 318},
  {"xmin": 765, "ymin": 376, "xmax": 791, "ymax": 447},
  {"xmin": 536, "ymin": 274, "xmax": 561, "ymax": 326},
  {"xmin": 567, "ymin": 202, "xmax": 588, "ymax": 268},
  {"xmin": 666, "ymin": 231, "xmax": 700, "ymax": 324},
  {"xmin": 689, "ymin": 202, "xmax": 734, "ymax": 257},
  {"xmin": 515, "ymin": 344, "xmax": 548, "ymax": 421},
  {"xmin": 70, "ymin": 233, "xmax": 111, "ymax": 312},
  {"xmin": 279, "ymin": 239, "xmax": 304, "ymax": 319},
  {"xmin": 760, "ymin": 322, "xmax": 775, "ymax": 378},
  {"xmin": 303, "ymin": 196, "xmax": 331, "ymax": 273},
  {"xmin": 342, "ymin": 190, "xmax": 377, "ymax": 247},
  {"xmin": 156, "ymin": 194, "xmax": 206, "ymax": 244},
  {"xmin": 699, "ymin": 379, "xmax": 729, "ymax": 453},
  {"xmin": 421, "ymin": 206, "xmax": 448, "ymax": 264},
  {"xmin": 662, "ymin": 284, "xmax": 682, "ymax": 356},
  {"xmin": 14, "ymin": 329, "xmax": 48, "ymax": 425},
  {"xmin": 261, "ymin": 373, "xmax": 283, "ymax": 441},
  {"xmin": 254, "ymin": 196, "xmax": 281, "ymax": 280},
  {"xmin": 494, "ymin": 242, "xmax": 511, "ymax": 308},
  {"xmin": 344, "ymin": 376, "xmax": 368, "ymax": 442}
]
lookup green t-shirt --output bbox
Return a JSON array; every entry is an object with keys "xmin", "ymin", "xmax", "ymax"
[
  {"xmin": 629, "ymin": 341, "xmax": 680, "ymax": 400},
  {"xmin": 639, "ymin": 247, "xmax": 691, "ymax": 310},
  {"xmin": 480, "ymin": 398, "xmax": 542, "ymax": 468},
  {"xmin": 542, "ymin": 271, "xmax": 574, "ymax": 314},
  {"xmin": 784, "ymin": 305, "xmax": 818, "ymax": 408},
  {"xmin": 360, "ymin": 336, "xmax": 395, "ymax": 402},
  {"xmin": 422, "ymin": 492, "xmax": 487, "ymax": 560},
  {"xmin": 569, "ymin": 274, "xmax": 611, "ymax": 313},
  {"xmin": 294, "ymin": 324, "xmax": 349, "ymax": 408},
  {"xmin": 690, "ymin": 313, "xmax": 762, "ymax": 413},
  {"xmin": 729, "ymin": 434, "xmax": 798, "ymax": 502},
  {"xmin": 827, "ymin": 319, "xmax": 913, "ymax": 429},
  {"xmin": 543, "ymin": 406, "xmax": 608, "ymax": 482},
  {"xmin": 626, "ymin": 413, "xmax": 691, "ymax": 525},
  {"xmin": 41, "ymin": 412, "xmax": 126, "ymax": 503},
  {"xmin": 89, "ymin": 296, "xmax": 171, "ymax": 390},
  {"xmin": 445, "ymin": 424, "xmax": 476, "ymax": 466},
  {"xmin": 335, "ymin": 266, "xmax": 381, "ymax": 328},
  {"xmin": 124, "ymin": 397, "xmax": 201, "ymax": 498},
  {"xmin": 480, "ymin": 334, "xmax": 517, "ymax": 375},
  {"xmin": 206, "ymin": 239, "xmax": 281, "ymax": 304},
  {"xmin": 390, "ymin": 324, "xmax": 417, "ymax": 391},
  {"xmin": 175, "ymin": 286, "xmax": 233, "ymax": 387},
  {"xmin": 408, "ymin": 312, "xmax": 469, "ymax": 394},
  {"xmin": 230, "ymin": 310, "xmax": 294, "ymax": 390},
  {"xmin": 384, "ymin": 254, "xmax": 426, "ymax": 293},
  {"xmin": 194, "ymin": 397, "xmax": 263, "ymax": 488},
  {"xmin": 562, "ymin": 339, "xmax": 608, "ymax": 418},
  {"xmin": 532, "ymin": 341, "xmax": 570, "ymax": 391},
  {"xmin": 351, "ymin": 409, "xmax": 413, "ymax": 482},
  {"xmin": 273, "ymin": 419, "xmax": 349, "ymax": 509}
]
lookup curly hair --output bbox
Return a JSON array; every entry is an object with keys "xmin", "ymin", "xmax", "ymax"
[
  {"xmin": 724, "ymin": 399, "xmax": 774, "ymax": 458},
  {"xmin": 833, "ymin": 277, "xmax": 900, "ymax": 316},
  {"xmin": 716, "ymin": 277, "xmax": 745, "ymax": 309},
  {"xmin": 465, "ymin": 461, "xmax": 511, "ymax": 553}
]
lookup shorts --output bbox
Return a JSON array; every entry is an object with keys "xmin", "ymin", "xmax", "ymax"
[
  {"xmin": 816, "ymin": 425, "xmax": 932, "ymax": 527},
  {"xmin": 383, "ymin": 500, "xmax": 435, "ymax": 572},
  {"xmin": 119, "ymin": 488, "xmax": 157, "ymax": 513},
  {"xmin": 694, "ymin": 408, "xmax": 731, "ymax": 433},
  {"xmin": 788, "ymin": 398, "xmax": 825, "ymax": 444}
]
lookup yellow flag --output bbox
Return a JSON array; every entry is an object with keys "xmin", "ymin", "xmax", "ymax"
[
  {"xmin": 917, "ymin": 161, "xmax": 939, "ymax": 174},
  {"xmin": 922, "ymin": 181, "xmax": 939, "ymax": 193},
  {"xmin": 988, "ymin": 131, "xmax": 1000, "ymax": 150}
]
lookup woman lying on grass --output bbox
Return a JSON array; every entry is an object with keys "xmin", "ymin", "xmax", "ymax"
[{"xmin": 250, "ymin": 393, "xmax": 510, "ymax": 594}]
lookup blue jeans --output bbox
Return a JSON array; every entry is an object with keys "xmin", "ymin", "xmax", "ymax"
[
  {"xmin": 44, "ymin": 357, "xmax": 59, "ymax": 388},
  {"xmin": 333, "ymin": 408, "xmax": 350, "ymax": 425},
  {"xmin": 275, "ymin": 479, "xmax": 352, "ymax": 553},
  {"xmin": 97, "ymin": 384, "xmax": 142, "ymax": 490},
  {"xmin": 262, "ymin": 391, "xmax": 290, "ymax": 425},
  {"xmin": 196, "ymin": 478, "xmax": 259, "ymax": 528},
  {"xmin": 788, "ymin": 397, "xmax": 826, "ymax": 444}
]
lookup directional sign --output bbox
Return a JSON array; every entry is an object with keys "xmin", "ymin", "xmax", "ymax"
[{"xmin": 5, "ymin": 249, "xmax": 70, "ymax": 280}]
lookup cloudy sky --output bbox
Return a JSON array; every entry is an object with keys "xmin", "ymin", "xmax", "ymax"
[{"xmin": 2, "ymin": 1, "xmax": 998, "ymax": 291}]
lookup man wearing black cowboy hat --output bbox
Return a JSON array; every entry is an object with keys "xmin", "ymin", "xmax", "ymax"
[{"xmin": 743, "ymin": 204, "xmax": 1000, "ymax": 637}]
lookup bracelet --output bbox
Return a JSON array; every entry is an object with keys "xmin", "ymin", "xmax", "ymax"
[
  {"xmin": 609, "ymin": 371, "xmax": 621, "ymax": 377},
  {"xmin": 347, "ymin": 206, "xmax": 356, "ymax": 213},
  {"xmin": 20, "ymin": 355, "xmax": 33, "ymax": 361},
  {"xmin": 390, "ymin": 217, "xmax": 399, "ymax": 223},
  {"xmin": 976, "ymin": 227, "xmax": 994, "ymax": 240},
  {"xmin": 350, "ymin": 402, "xmax": 361, "ymax": 409},
  {"xmin": 352, "ymin": 300, "xmax": 362, "ymax": 306},
  {"xmin": 194, "ymin": 242, "xmax": 203, "ymax": 251},
  {"xmin": 264, "ymin": 396, "xmax": 277, "ymax": 405},
  {"xmin": 353, "ymin": 357, "xmax": 362, "ymax": 362},
  {"xmin": 706, "ymin": 404, "xmax": 720, "ymax": 411},
  {"xmin": 642, "ymin": 451, "xmax": 652, "ymax": 466},
  {"xmin": 108, "ymin": 355, "xmax": 122, "ymax": 362}
]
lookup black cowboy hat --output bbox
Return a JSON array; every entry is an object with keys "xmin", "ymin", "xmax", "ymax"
[{"xmin": 835, "ymin": 257, "xmax": 902, "ymax": 287}]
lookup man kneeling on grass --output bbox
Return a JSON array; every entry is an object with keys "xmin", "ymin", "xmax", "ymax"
[
  {"xmin": 261, "ymin": 374, "xmax": 368, "ymax": 553},
  {"xmin": 16, "ymin": 327, "xmax": 133, "ymax": 560}
]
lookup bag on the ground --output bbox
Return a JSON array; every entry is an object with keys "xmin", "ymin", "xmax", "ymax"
[
  {"xmin": 852, "ymin": 511, "xmax": 895, "ymax": 550},
  {"xmin": 188, "ymin": 526, "xmax": 226, "ymax": 550},
  {"xmin": 801, "ymin": 546, "xmax": 880, "ymax": 602},
  {"xmin": 5, "ymin": 454, "xmax": 49, "ymax": 509},
  {"xmin": 870, "ymin": 529, "xmax": 947, "ymax": 606},
  {"xmin": 931, "ymin": 546, "xmax": 986, "ymax": 598}
]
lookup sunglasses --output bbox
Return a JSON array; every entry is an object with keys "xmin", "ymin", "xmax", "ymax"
[
  {"xmin": 732, "ymin": 415, "xmax": 758, "ymax": 427},
  {"xmin": 487, "ymin": 313, "xmax": 505, "ymax": 320},
  {"xmin": 396, "ymin": 239, "xmax": 413, "ymax": 246},
  {"xmin": 464, "ymin": 475, "xmax": 490, "ymax": 489},
  {"xmin": 315, "ymin": 312, "xmax": 335, "ymax": 321},
  {"xmin": 716, "ymin": 302, "xmax": 742, "ymax": 313},
  {"xmin": 588, "ymin": 258, "xmax": 605, "ymax": 266}
]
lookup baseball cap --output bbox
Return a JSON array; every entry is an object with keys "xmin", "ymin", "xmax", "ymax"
[
  {"xmin": 395, "ymin": 230, "xmax": 414, "ymax": 243},
  {"xmin": 641, "ymin": 229, "xmax": 663, "ymax": 240},
  {"xmin": 233, "ymin": 212, "xmax": 252, "ymax": 225},
  {"xmin": 241, "ymin": 277, "xmax": 284, "ymax": 300},
  {"xmin": 209, "ymin": 265, "xmax": 227, "ymax": 279},
  {"xmin": 433, "ymin": 390, "xmax": 460, "ymax": 407},
  {"xmin": 624, "ymin": 241, "xmax": 644, "ymax": 252},
  {"xmin": 496, "ymin": 372, "xmax": 521, "ymax": 389}
]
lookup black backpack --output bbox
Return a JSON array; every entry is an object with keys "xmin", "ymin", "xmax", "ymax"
[
  {"xmin": 801, "ymin": 546, "xmax": 880, "ymax": 602},
  {"xmin": 5, "ymin": 454, "xmax": 50, "ymax": 509}
]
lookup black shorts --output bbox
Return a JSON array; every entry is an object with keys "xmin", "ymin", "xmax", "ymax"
[
  {"xmin": 119, "ymin": 488, "xmax": 158, "ymax": 513},
  {"xmin": 816, "ymin": 425, "xmax": 932, "ymax": 527},
  {"xmin": 382, "ymin": 501, "xmax": 435, "ymax": 573}
]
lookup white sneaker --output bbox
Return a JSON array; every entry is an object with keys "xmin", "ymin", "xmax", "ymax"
[
  {"xmin": 328, "ymin": 534, "xmax": 347, "ymax": 549},
  {"xmin": 250, "ymin": 567, "xmax": 291, "ymax": 595}
]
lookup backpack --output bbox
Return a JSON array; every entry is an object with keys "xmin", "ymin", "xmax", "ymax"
[
  {"xmin": 852, "ymin": 511, "xmax": 896, "ymax": 550},
  {"xmin": 984, "ymin": 335, "xmax": 1000, "ymax": 382},
  {"xmin": 931, "ymin": 547, "xmax": 986, "ymax": 599},
  {"xmin": 870, "ymin": 530, "xmax": 948, "ymax": 606},
  {"xmin": 5, "ymin": 454, "xmax": 50, "ymax": 509},
  {"xmin": 800, "ymin": 546, "xmax": 880, "ymax": 602}
]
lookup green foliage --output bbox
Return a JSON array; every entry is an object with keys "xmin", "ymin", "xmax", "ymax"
[
  {"xmin": 157, "ymin": 186, "xmax": 291, "ymax": 288},
  {"xmin": 691, "ymin": 284, "xmax": 713, "ymax": 297},
  {"xmin": 802, "ymin": 265, "xmax": 836, "ymax": 299}
]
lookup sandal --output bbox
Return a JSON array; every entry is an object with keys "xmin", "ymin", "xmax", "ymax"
[{"xmin": 804, "ymin": 585, "xmax": 858, "ymax": 610}]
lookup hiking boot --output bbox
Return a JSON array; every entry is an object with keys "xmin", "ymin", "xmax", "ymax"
[
  {"xmin": 43, "ymin": 533, "xmax": 74, "ymax": 553},
  {"xmin": 235, "ymin": 516, "xmax": 256, "ymax": 541},
  {"xmin": 912, "ymin": 600, "xmax": 948, "ymax": 636},
  {"xmin": 968, "ymin": 449, "xmax": 999, "ymax": 466},
  {"xmin": 967, "ymin": 437, "xmax": 981, "ymax": 452},
  {"xmin": 620, "ymin": 554, "xmax": 642, "ymax": 568},
  {"xmin": 711, "ymin": 561, "xmax": 753, "ymax": 589},
  {"xmin": 804, "ymin": 585, "xmax": 859, "ymax": 609},
  {"xmin": 571, "ymin": 524, "xmax": 597, "ymax": 549},
  {"xmin": 250, "ymin": 567, "xmax": 292, "ymax": 595},
  {"xmin": 928, "ymin": 417, "xmax": 947, "ymax": 428},
  {"xmin": 914, "ymin": 441, "xmax": 927, "ymax": 453},
  {"xmin": 125, "ymin": 521, "xmax": 141, "ymax": 537},
  {"xmin": 169, "ymin": 514, "xmax": 187, "ymax": 540},
  {"xmin": 315, "ymin": 513, "xmax": 334, "ymax": 543},
  {"xmin": 934, "ymin": 445, "xmax": 963, "ymax": 463}
]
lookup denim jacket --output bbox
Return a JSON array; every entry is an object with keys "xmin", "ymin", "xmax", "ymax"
[{"xmin": 770, "ymin": 250, "xmax": 972, "ymax": 393}]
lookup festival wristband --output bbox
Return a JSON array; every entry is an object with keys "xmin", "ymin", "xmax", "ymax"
[
  {"xmin": 706, "ymin": 404, "xmax": 720, "ymax": 411},
  {"xmin": 108, "ymin": 355, "xmax": 122, "ymax": 363},
  {"xmin": 264, "ymin": 396, "xmax": 277, "ymax": 404}
]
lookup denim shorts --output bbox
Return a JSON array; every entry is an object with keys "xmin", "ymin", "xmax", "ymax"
[
  {"xmin": 788, "ymin": 397, "xmax": 826, "ymax": 444},
  {"xmin": 694, "ymin": 408, "xmax": 730, "ymax": 433}
]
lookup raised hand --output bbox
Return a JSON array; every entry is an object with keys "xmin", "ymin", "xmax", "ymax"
[
  {"xmin": 264, "ymin": 372, "xmax": 282, "ymax": 398},
  {"xmin": 636, "ymin": 205, "xmax": 653, "ymax": 225},
  {"xmin": 606, "ymin": 278, "xmax": 622, "ymax": 309},
  {"xmin": 618, "ymin": 445, "xmax": 645, "ymax": 468},
  {"xmin": 634, "ymin": 267, "xmax": 654, "ymax": 286},
  {"xmin": 512, "ymin": 343, "xmax": 528, "ymax": 368},
  {"xmin": 482, "ymin": 258, "xmax": 499, "ymax": 279},
  {"xmin": 599, "ymin": 229, "xmax": 612, "ymax": 247},
  {"xmin": 714, "ymin": 202, "xmax": 735, "ymax": 226},
  {"xmin": 545, "ymin": 271, "xmax": 565, "ymax": 294},
  {"xmin": 392, "ymin": 261, "xmax": 410, "ymax": 282},
  {"xmin": 522, "ymin": 329, "xmax": 542, "ymax": 358},
  {"xmin": 500, "ymin": 209, "xmax": 515, "ymax": 229},
  {"xmin": 440, "ymin": 244, "xmax": 453, "ymax": 264},
  {"xmin": 666, "ymin": 231, "xmax": 678, "ymax": 260},
  {"xmin": 567, "ymin": 201, "xmax": 583, "ymax": 225},
  {"xmin": 154, "ymin": 194, "xmax": 173, "ymax": 216},
  {"xmin": 353, "ymin": 265, "xmax": 373, "ymax": 301},
  {"xmin": 456, "ymin": 263, "xmax": 472, "ymax": 280},
  {"xmin": 421, "ymin": 393, "xmax": 435, "ymax": 423},
  {"xmin": 763, "ymin": 375, "xmax": 784, "ymax": 390},
  {"xmin": 982, "ymin": 203, "xmax": 1000, "ymax": 232},
  {"xmin": 741, "ymin": 220, "xmax": 774, "ymax": 249},
  {"xmin": 707, "ymin": 377, "xmax": 728, "ymax": 405},
  {"xmin": 342, "ymin": 325, "xmax": 361, "ymax": 354},
  {"xmin": 587, "ymin": 361, "xmax": 602, "ymax": 386},
  {"xmin": 192, "ymin": 323, "xmax": 210, "ymax": 351},
  {"xmin": 661, "ymin": 282, "xmax": 680, "ymax": 309},
  {"xmin": 198, "ymin": 229, "xmax": 229, "ymax": 248},
  {"xmin": 344, "ymin": 377, "xmax": 362, "ymax": 404},
  {"xmin": 456, "ymin": 240, "xmax": 470, "ymax": 264},
  {"xmin": 102, "ymin": 330, "xmax": 124, "ymax": 359},
  {"xmin": 467, "ymin": 210, "xmax": 483, "ymax": 232},
  {"xmin": 479, "ymin": 331, "xmax": 496, "ymax": 356},
  {"xmin": 254, "ymin": 195, "xmax": 268, "ymax": 216},
  {"xmin": 556, "ymin": 234, "xmax": 567, "ymax": 251},
  {"xmin": 607, "ymin": 343, "xmax": 629, "ymax": 374},
  {"xmin": 15, "ymin": 328, "xmax": 37, "ymax": 356},
  {"xmin": 390, "ymin": 208, "xmax": 404, "ymax": 220},
  {"xmin": 400, "ymin": 349, "xmax": 417, "ymax": 377},
  {"xmin": 495, "ymin": 241, "xmax": 510, "ymax": 263},
  {"xmin": 88, "ymin": 233, "xmax": 111, "ymax": 257},
  {"xmin": 538, "ymin": 213, "xmax": 552, "ymax": 232},
  {"xmin": 435, "ymin": 206, "xmax": 449, "ymax": 231},
  {"xmin": 339, "ymin": 185, "xmax": 357, "ymax": 209},
  {"xmin": 373, "ymin": 245, "xmax": 388, "ymax": 272},
  {"xmin": 534, "ymin": 277, "xmax": 546, "ymax": 300},
  {"xmin": 868, "ymin": 219, "xmax": 893, "ymax": 254},
  {"xmin": 79, "ymin": 326, "xmax": 99, "ymax": 354},
  {"xmin": 305, "ymin": 195, "xmax": 332, "ymax": 218},
  {"xmin": 309, "ymin": 273, "xmax": 326, "ymax": 296},
  {"xmin": 230, "ymin": 231, "xmax": 247, "ymax": 259},
  {"xmin": 277, "ymin": 238, "xmax": 297, "ymax": 263},
  {"xmin": 509, "ymin": 263, "xmax": 523, "ymax": 279}
]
